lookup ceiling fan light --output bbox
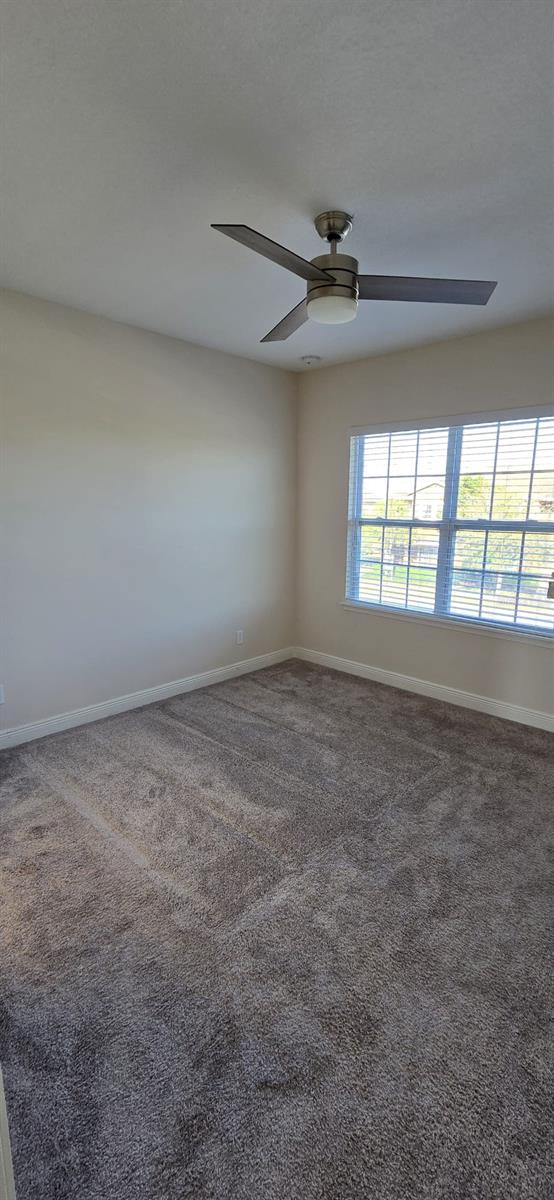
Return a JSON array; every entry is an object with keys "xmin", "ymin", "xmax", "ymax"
[{"xmin": 307, "ymin": 294, "xmax": 358, "ymax": 324}]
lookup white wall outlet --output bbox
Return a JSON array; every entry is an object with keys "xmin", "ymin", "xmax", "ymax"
[
  {"xmin": 0, "ymin": 686, "xmax": 4, "ymax": 705},
  {"xmin": 235, "ymin": 630, "xmax": 244, "ymax": 646}
]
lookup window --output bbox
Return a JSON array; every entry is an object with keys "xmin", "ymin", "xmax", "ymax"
[{"xmin": 346, "ymin": 412, "xmax": 554, "ymax": 635}]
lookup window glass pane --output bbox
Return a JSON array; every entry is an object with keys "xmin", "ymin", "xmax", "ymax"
[
  {"xmin": 456, "ymin": 474, "xmax": 492, "ymax": 519},
  {"xmin": 383, "ymin": 526, "xmax": 410, "ymax": 564},
  {"xmin": 522, "ymin": 531, "xmax": 553, "ymax": 575},
  {"xmin": 413, "ymin": 476, "xmax": 445, "ymax": 520},
  {"xmin": 496, "ymin": 420, "xmax": 536, "ymax": 472},
  {"xmin": 363, "ymin": 434, "xmax": 389, "ymax": 478},
  {"xmin": 362, "ymin": 476, "xmax": 387, "ymax": 517},
  {"xmin": 529, "ymin": 471, "xmax": 554, "ymax": 521},
  {"xmin": 358, "ymin": 561, "xmax": 381, "ymax": 603},
  {"xmin": 450, "ymin": 569, "xmax": 482, "ymax": 617},
  {"xmin": 534, "ymin": 417, "xmax": 554, "ymax": 470},
  {"xmin": 417, "ymin": 428, "xmax": 448, "ymax": 475},
  {"xmin": 407, "ymin": 567, "xmax": 436, "ymax": 612},
  {"xmin": 459, "ymin": 423, "xmax": 497, "ymax": 474},
  {"xmin": 516, "ymin": 576, "xmax": 554, "ymax": 630},
  {"xmin": 491, "ymin": 472, "xmax": 530, "ymax": 520},
  {"xmin": 381, "ymin": 564, "xmax": 408, "ymax": 607},
  {"xmin": 389, "ymin": 431, "xmax": 417, "ymax": 476},
  {"xmin": 486, "ymin": 531, "xmax": 522, "ymax": 571},
  {"xmin": 453, "ymin": 530, "xmax": 486, "ymax": 569},
  {"xmin": 386, "ymin": 476, "xmax": 414, "ymax": 519},
  {"xmin": 410, "ymin": 527, "xmax": 440, "ymax": 567},
  {"xmin": 480, "ymin": 572, "xmax": 517, "ymax": 623},
  {"xmin": 360, "ymin": 525, "xmax": 383, "ymax": 560}
]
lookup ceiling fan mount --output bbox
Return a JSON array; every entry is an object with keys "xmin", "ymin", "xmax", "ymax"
[
  {"xmin": 211, "ymin": 211, "xmax": 497, "ymax": 343},
  {"xmin": 313, "ymin": 210, "xmax": 353, "ymax": 244}
]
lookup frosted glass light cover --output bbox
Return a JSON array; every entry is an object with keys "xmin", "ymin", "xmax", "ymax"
[{"xmin": 307, "ymin": 295, "xmax": 358, "ymax": 324}]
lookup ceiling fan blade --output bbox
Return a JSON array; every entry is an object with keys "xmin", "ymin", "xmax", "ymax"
[
  {"xmin": 260, "ymin": 299, "xmax": 308, "ymax": 342},
  {"xmin": 211, "ymin": 224, "xmax": 334, "ymax": 283},
  {"xmin": 357, "ymin": 275, "xmax": 497, "ymax": 305}
]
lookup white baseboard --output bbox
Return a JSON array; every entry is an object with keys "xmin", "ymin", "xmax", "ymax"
[
  {"xmin": 293, "ymin": 647, "xmax": 554, "ymax": 732},
  {"xmin": 2, "ymin": 643, "xmax": 552, "ymax": 748},
  {"xmin": 0, "ymin": 647, "xmax": 294, "ymax": 750}
]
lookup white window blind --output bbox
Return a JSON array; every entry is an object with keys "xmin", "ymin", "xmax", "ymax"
[{"xmin": 346, "ymin": 412, "xmax": 554, "ymax": 635}]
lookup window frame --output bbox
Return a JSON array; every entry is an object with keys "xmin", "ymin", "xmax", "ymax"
[{"xmin": 345, "ymin": 406, "xmax": 554, "ymax": 640}]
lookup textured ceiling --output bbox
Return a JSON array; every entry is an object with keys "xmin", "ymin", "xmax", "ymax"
[{"xmin": 1, "ymin": 0, "xmax": 553, "ymax": 370}]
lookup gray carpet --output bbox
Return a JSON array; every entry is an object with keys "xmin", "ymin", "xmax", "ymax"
[{"xmin": 0, "ymin": 659, "xmax": 552, "ymax": 1200}]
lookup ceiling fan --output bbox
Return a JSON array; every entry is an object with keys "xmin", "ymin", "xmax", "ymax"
[{"xmin": 211, "ymin": 211, "xmax": 497, "ymax": 342}]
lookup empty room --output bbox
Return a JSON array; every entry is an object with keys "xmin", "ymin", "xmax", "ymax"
[{"xmin": 1, "ymin": 2, "xmax": 553, "ymax": 1198}]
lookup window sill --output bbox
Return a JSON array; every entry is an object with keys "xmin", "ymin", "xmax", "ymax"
[{"xmin": 340, "ymin": 600, "xmax": 554, "ymax": 646}]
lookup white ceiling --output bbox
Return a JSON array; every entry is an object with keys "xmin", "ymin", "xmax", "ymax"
[{"xmin": 1, "ymin": 0, "xmax": 553, "ymax": 370}]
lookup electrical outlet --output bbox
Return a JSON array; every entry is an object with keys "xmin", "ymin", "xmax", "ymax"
[{"xmin": 235, "ymin": 630, "xmax": 244, "ymax": 646}]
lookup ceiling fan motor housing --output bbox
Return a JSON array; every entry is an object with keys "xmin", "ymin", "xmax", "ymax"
[{"xmin": 307, "ymin": 253, "xmax": 359, "ymax": 308}]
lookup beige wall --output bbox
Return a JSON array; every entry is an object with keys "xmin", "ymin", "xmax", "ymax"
[
  {"xmin": 297, "ymin": 318, "xmax": 554, "ymax": 715},
  {"xmin": 1, "ymin": 291, "xmax": 296, "ymax": 729},
  {"xmin": 2, "ymin": 295, "xmax": 552, "ymax": 734}
]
